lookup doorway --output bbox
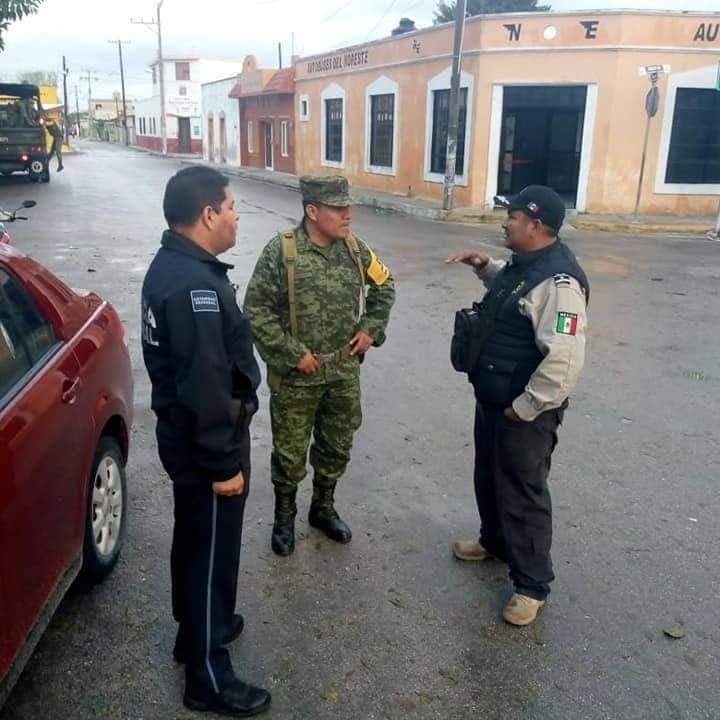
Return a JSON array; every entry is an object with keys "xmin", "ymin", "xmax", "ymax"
[
  {"xmin": 263, "ymin": 121, "xmax": 274, "ymax": 170},
  {"xmin": 207, "ymin": 116, "xmax": 214, "ymax": 161},
  {"xmin": 497, "ymin": 86, "xmax": 587, "ymax": 207},
  {"xmin": 178, "ymin": 117, "xmax": 191, "ymax": 154},
  {"xmin": 219, "ymin": 115, "xmax": 227, "ymax": 164}
]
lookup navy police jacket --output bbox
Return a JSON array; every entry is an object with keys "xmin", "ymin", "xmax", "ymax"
[{"xmin": 141, "ymin": 230, "xmax": 261, "ymax": 485}]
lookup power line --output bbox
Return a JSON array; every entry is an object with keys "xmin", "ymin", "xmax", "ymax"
[
  {"xmin": 366, "ymin": 0, "xmax": 402, "ymax": 36},
  {"xmin": 320, "ymin": 0, "xmax": 355, "ymax": 23}
]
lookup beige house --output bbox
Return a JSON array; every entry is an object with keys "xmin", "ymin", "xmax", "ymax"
[{"xmin": 295, "ymin": 10, "xmax": 720, "ymax": 215}]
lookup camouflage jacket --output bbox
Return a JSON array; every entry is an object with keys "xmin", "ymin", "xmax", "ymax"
[{"xmin": 244, "ymin": 223, "xmax": 396, "ymax": 385}]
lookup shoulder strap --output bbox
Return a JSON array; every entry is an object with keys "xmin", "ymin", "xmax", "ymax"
[
  {"xmin": 280, "ymin": 230, "xmax": 298, "ymax": 337},
  {"xmin": 344, "ymin": 232, "xmax": 364, "ymax": 282},
  {"xmin": 344, "ymin": 231, "xmax": 366, "ymax": 318}
]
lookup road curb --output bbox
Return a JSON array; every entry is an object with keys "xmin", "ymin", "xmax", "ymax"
[{"xmin": 569, "ymin": 219, "xmax": 714, "ymax": 235}]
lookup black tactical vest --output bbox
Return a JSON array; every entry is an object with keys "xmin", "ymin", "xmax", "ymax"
[{"xmin": 471, "ymin": 240, "xmax": 589, "ymax": 407}]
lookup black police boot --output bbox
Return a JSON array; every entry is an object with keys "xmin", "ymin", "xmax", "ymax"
[
  {"xmin": 271, "ymin": 490, "xmax": 296, "ymax": 557},
  {"xmin": 184, "ymin": 676, "xmax": 272, "ymax": 717},
  {"xmin": 308, "ymin": 482, "xmax": 352, "ymax": 544}
]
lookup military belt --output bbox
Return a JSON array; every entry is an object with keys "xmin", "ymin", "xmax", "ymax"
[{"xmin": 316, "ymin": 344, "xmax": 353, "ymax": 364}]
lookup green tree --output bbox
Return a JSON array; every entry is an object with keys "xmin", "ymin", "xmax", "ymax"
[
  {"xmin": 434, "ymin": 0, "xmax": 550, "ymax": 23},
  {"xmin": 0, "ymin": 0, "xmax": 46, "ymax": 51},
  {"xmin": 17, "ymin": 69, "xmax": 57, "ymax": 85}
]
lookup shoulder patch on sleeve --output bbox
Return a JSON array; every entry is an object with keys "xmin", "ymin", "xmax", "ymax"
[
  {"xmin": 190, "ymin": 290, "xmax": 220, "ymax": 313},
  {"xmin": 366, "ymin": 249, "xmax": 391, "ymax": 286},
  {"xmin": 556, "ymin": 311, "xmax": 578, "ymax": 335},
  {"xmin": 553, "ymin": 273, "xmax": 573, "ymax": 287}
]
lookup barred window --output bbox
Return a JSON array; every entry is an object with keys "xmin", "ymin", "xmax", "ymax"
[
  {"xmin": 370, "ymin": 93, "xmax": 394, "ymax": 168},
  {"xmin": 430, "ymin": 88, "xmax": 467, "ymax": 176},
  {"xmin": 325, "ymin": 98, "xmax": 343, "ymax": 163},
  {"xmin": 665, "ymin": 88, "xmax": 720, "ymax": 184}
]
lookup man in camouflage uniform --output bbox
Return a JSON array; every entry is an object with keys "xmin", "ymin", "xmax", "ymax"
[
  {"xmin": 244, "ymin": 175, "xmax": 395, "ymax": 556},
  {"xmin": 45, "ymin": 117, "xmax": 64, "ymax": 172}
]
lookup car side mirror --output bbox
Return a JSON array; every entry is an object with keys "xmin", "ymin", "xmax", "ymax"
[{"xmin": 22, "ymin": 200, "xmax": 37, "ymax": 208}]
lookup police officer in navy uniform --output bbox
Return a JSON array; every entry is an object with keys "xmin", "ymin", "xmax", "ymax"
[
  {"xmin": 446, "ymin": 185, "xmax": 589, "ymax": 627},
  {"xmin": 142, "ymin": 166, "xmax": 271, "ymax": 716}
]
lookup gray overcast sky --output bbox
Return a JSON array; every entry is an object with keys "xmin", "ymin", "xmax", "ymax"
[{"xmin": 0, "ymin": 0, "xmax": 717, "ymax": 105}]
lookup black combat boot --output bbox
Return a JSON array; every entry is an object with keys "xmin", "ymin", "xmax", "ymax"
[
  {"xmin": 271, "ymin": 491, "xmax": 296, "ymax": 556},
  {"xmin": 308, "ymin": 481, "xmax": 352, "ymax": 544}
]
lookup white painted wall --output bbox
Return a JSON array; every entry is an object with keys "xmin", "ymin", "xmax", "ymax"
[{"xmin": 201, "ymin": 77, "xmax": 241, "ymax": 166}]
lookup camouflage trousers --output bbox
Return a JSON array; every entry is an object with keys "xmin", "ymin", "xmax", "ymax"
[{"xmin": 270, "ymin": 375, "xmax": 362, "ymax": 496}]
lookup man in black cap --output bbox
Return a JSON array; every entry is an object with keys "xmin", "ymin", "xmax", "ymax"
[
  {"xmin": 142, "ymin": 166, "xmax": 271, "ymax": 716},
  {"xmin": 446, "ymin": 185, "xmax": 589, "ymax": 626}
]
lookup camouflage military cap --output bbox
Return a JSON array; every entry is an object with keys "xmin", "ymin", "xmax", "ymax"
[{"xmin": 299, "ymin": 175, "xmax": 352, "ymax": 207}]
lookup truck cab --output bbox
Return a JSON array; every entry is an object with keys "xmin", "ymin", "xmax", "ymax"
[{"xmin": 0, "ymin": 83, "xmax": 50, "ymax": 183}]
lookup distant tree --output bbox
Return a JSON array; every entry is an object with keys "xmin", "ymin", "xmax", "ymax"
[
  {"xmin": 17, "ymin": 69, "xmax": 57, "ymax": 85},
  {"xmin": 434, "ymin": 0, "xmax": 550, "ymax": 23},
  {"xmin": 0, "ymin": 0, "xmax": 46, "ymax": 51}
]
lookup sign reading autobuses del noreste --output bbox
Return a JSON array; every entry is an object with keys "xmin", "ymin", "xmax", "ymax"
[{"xmin": 306, "ymin": 49, "xmax": 370, "ymax": 75}]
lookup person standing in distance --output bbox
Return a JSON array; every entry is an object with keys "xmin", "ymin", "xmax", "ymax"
[
  {"xmin": 446, "ymin": 185, "xmax": 588, "ymax": 627},
  {"xmin": 141, "ymin": 166, "xmax": 271, "ymax": 717},
  {"xmin": 45, "ymin": 117, "xmax": 64, "ymax": 172},
  {"xmin": 244, "ymin": 175, "xmax": 395, "ymax": 557}
]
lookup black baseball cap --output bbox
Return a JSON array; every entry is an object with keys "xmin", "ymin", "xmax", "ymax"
[{"xmin": 494, "ymin": 185, "xmax": 566, "ymax": 231}]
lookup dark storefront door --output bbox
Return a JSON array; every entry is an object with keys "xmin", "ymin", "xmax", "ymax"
[
  {"xmin": 498, "ymin": 86, "xmax": 587, "ymax": 207},
  {"xmin": 263, "ymin": 122, "xmax": 274, "ymax": 170},
  {"xmin": 178, "ymin": 117, "xmax": 191, "ymax": 154}
]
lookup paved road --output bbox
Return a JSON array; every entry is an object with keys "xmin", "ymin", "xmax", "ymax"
[{"xmin": 1, "ymin": 141, "xmax": 718, "ymax": 720}]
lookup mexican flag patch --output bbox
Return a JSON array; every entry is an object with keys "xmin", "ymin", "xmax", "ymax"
[{"xmin": 556, "ymin": 312, "xmax": 578, "ymax": 335}]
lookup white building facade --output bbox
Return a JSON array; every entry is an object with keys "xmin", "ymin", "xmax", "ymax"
[
  {"xmin": 201, "ymin": 76, "xmax": 242, "ymax": 166},
  {"xmin": 135, "ymin": 56, "xmax": 246, "ymax": 155}
]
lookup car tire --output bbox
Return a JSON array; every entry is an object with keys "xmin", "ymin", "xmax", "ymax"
[{"xmin": 82, "ymin": 436, "xmax": 127, "ymax": 582}]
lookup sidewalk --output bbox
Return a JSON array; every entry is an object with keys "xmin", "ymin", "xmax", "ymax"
[{"xmin": 176, "ymin": 157, "xmax": 717, "ymax": 236}]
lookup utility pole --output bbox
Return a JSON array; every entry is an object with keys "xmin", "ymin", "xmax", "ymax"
[
  {"xmin": 79, "ymin": 69, "xmax": 99, "ymax": 139},
  {"xmin": 278, "ymin": 42, "xmax": 283, "ymax": 69},
  {"xmin": 109, "ymin": 40, "xmax": 130, "ymax": 145},
  {"xmin": 442, "ymin": 0, "xmax": 468, "ymax": 213},
  {"xmin": 131, "ymin": 2, "xmax": 167, "ymax": 154},
  {"xmin": 62, "ymin": 56, "xmax": 70, "ymax": 144},
  {"xmin": 74, "ymin": 85, "xmax": 80, "ymax": 135}
]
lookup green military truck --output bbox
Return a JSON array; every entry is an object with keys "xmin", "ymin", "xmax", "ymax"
[{"xmin": 0, "ymin": 83, "xmax": 51, "ymax": 183}]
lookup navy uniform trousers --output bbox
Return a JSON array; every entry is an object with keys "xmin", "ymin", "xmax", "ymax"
[
  {"xmin": 165, "ymin": 425, "xmax": 250, "ymax": 698},
  {"xmin": 473, "ymin": 402, "xmax": 562, "ymax": 601}
]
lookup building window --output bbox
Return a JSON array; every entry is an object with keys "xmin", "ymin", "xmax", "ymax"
[
  {"xmin": 370, "ymin": 94, "xmax": 395, "ymax": 169},
  {"xmin": 247, "ymin": 120, "xmax": 254, "ymax": 153},
  {"xmin": 299, "ymin": 95, "xmax": 309, "ymax": 121},
  {"xmin": 175, "ymin": 62, "xmax": 190, "ymax": 81},
  {"xmin": 665, "ymin": 88, "xmax": 720, "ymax": 185},
  {"xmin": 430, "ymin": 87, "xmax": 468, "ymax": 176},
  {"xmin": 280, "ymin": 120, "xmax": 289, "ymax": 157},
  {"xmin": 152, "ymin": 117, "xmax": 157, "ymax": 135},
  {"xmin": 321, "ymin": 84, "xmax": 345, "ymax": 168},
  {"xmin": 152, "ymin": 66, "xmax": 157, "ymax": 85},
  {"xmin": 325, "ymin": 98, "xmax": 343, "ymax": 163},
  {"xmin": 179, "ymin": 85, "xmax": 187, "ymax": 97}
]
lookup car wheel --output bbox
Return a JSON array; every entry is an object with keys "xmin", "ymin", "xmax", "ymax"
[{"xmin": 82, "ymin": 436, "xmax": 127, "ymax": 582}]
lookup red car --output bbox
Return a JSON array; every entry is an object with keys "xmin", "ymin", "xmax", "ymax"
[{"xmin": 0, "ymin": 237, "xmax": 133, "ymax": 705}]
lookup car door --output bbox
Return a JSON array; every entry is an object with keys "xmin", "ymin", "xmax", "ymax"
[{"xmin": 0, "ymin": 265, "xmax": 88, "ymax": 677}]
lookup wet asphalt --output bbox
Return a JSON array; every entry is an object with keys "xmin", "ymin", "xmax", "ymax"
[{"xmin": 0, "ymin": 141, "xmax": 718, "ymax": 720}]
